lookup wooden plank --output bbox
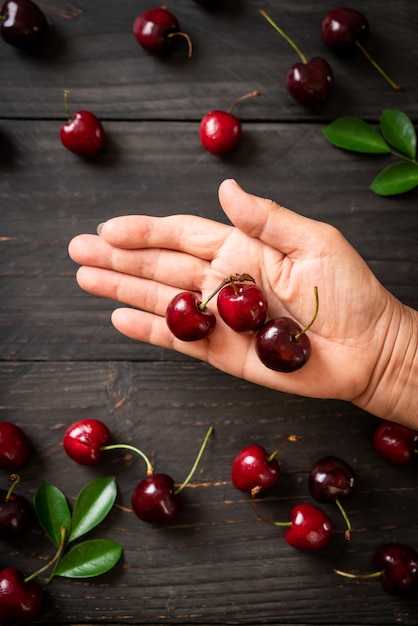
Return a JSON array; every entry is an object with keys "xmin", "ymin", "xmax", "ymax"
[
  {"xmin": 0, "ymin": 361, "xmax": 417, "ymax": 624},
  {"xmin": 0, "ymin": 0, "xmax": 416, "ymax": 120}
]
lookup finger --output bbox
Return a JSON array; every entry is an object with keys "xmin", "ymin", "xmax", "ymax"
[
  {"xmin": 218, "ymin": 179, "xmax": 326, "ymax": 256},
  {"xmin": 69, "ymin": 234, "xmax": 210, "ymax": 291},
  {"xmin": 98, "ymin": 213, "xmax": 232, "ymax": 260}
]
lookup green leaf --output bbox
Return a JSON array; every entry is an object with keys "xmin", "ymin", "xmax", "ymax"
[
  {"xmin": 369, "ymin": 161, "xmax": 418, "ymax": 196},
  {"xmin": 380, "ymin": 109, "xmax": 416, "ymax": 160},
  {"xmin": 322, "ymin": 117, "xmax": 391, "ymax": 153},
  {"xmin": 69, "ymin": 476, "xmax": 118, "ymax": 542},
  {"xmin": 33, "ymin": 482, "xmax": 72, "ymax": 549},
  {"xmin": 53, "ymin": 539, "xmax": 123, "ymax": 578}
]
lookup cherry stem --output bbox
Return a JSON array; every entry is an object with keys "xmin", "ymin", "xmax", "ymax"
[
  {"xmin": 267, "ymin": 434, "xmax": 302, "ymax": 462},
  {"xmin": 293, "ymin": 286, "xmax": 319, "ymax": 342},
  {"xmin": 199, "ymin": 274, "xmax": 256, "ymax": 310},
  {"xmin": 228, "ymin": 91, "xmax": 261, "ymax": 115},
  {"xmin": 5, "ymin": 474, "xmax": 20, "ymax": 501},
  {"xmin": 250, "ymin": 488, "xmax": 291, "ymax": 527},
  {"xmin": 24, "ymin": 526, "xmax": 67, "ymax": 584},
  {"xmin": 101, "ymin": 443, "xmax": 154, "ymax": 476},
  {"xmin": 334, "ymin": 568, "xmax": 383, "ymax": 580},
  {"xmin": 63, "ymin": 89, "xmax": 72, "ymax": 123},
  {"xmin": 258, "ymin": 10, "xmax": 307, "ymax": 64},
  {"xmin": 355, "ymin": 40, "xmax": 401, "ymax": 91},
  {"xmin": 167, "ymin": 32, "xmax": 193, "ymax": 58},
  {"xmin": 175, "ymin": 426, "xmax": 214, "ymax": 494},
  {"xmin": 335, "ymin": 498, "xmax": 352, "ymax": 541}
]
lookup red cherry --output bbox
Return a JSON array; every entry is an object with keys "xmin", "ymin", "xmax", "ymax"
[
  {"xmin": 0, "ymin": 422, "xmax": 30, "ymax": 471},
  {"xmin": 0, "ymin": 475, "xmax": 31, "ymax": 539},
  {"xmin": 133, "ymin": 7, "xmax": 192, "ymax": 57},
  {"xmin": 63, "ymin": 419, "xmax": 112, "ymax": 465},
  {"xmin": 131, "ymin": 473, "xmax": 181, "ymax": 524},
  {"xmin": 231, "ymin": 444, "xmax": 280, "ymax": 493},
  {"xmin": 0, "ymin": 567, "xmax": 43, "ymax": 625},
  {"xmin": 373, "ymin": 421, "xmax": 418, "ymax": 467},
  {"xmin": 59, "ymin": 90, "xmax": 106, "ymax": 158},
  {"xmin": 284, "ymin": 503, "xmax": 333, "ymax": 551},
  {"xmin": 199, "ymin": 91, "xmax": 261, "ymax": 155},
  {"xmin": 0, "ymin": 0, "xmax": 47, "ymax": 51},
  {"xmin": 165, "ymin": 291, "xmax": 216, "ymax": 341},
  {"xmin": 217, "ymin": 274, "xmax": 268, "ymax": 332},
  {"xmin": 259, "ymin": 11, "xmax": 333, "ymax": 108}
]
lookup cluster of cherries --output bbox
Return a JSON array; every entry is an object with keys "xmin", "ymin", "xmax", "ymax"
[
  {"xmin": 0, "ymin": 416, "xmax": 417, "ymax": 625},
  {"xmin": 166, "ymin": 273, "xmax": 318, "ymax": 374},
  {"xmin": 0, "ymin": 1, "xmax": 401, "ymax": 158}
]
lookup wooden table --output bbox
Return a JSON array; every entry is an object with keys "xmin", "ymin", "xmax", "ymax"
[{"xmin": 1, "ymin": 1, "xmax": 417, "ymax": 624}]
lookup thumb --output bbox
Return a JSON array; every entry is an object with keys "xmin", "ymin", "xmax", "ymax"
[{"xmin": 218, "ymin": 179, "xmax": 323, "ymax": 256}]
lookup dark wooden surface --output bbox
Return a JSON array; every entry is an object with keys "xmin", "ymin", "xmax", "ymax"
[{"xmin": 1, "ymin": 1, "xmax": 417, "ymax": 624}]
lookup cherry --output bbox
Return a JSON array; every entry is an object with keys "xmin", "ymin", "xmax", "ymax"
[
  {"xmin": 200, "ymin": 90, "xmax": 261, "ymax": 155},
  {"xmin": 255, "ymin": 286, "xmax": 318, "ymax": 373},
  {"xmin": 321, "ymin": 7, "xmax": 400, "ymax": 91},
  {"xmin": 165, "ymin": 291, "xmax": 216, "ymax": 341},
  {"xmin": 217, "ymin": 273, "xmax": 267, "ymax": 332},
  {"xmin": 133, "ymin": 7, "xmax": 192, "ymax": 57},
  {"xmin": 259, "ymin": 10, "xmax": 333, "ymax": 108},
  {"xmin": 59, "ymin": 90, "xmax": 106, "ymax": 158},
  {"xmin": 0, "ymin": 0, "xmax": 47, "ymax": 51},
  {"xmin": 0, "ymin": 567, "xmax": 43, "ymax": 625},
  {"xmin": 231, "ymin": 435, "xmax": 300, "ymax": 493},
  {"xmin": 373, "ymin": 420, "xmax": 418, "ymax": 467},
  {"xmin": 63, "ymin": 419, "xmax": 112, "ymax": 465},
  {"xmin": 0, "ymin": 475, "xmax": 31, "ymax": 539},
  {"xmin": 308, "ymin": 456, "xmax": 356, "ymax": 539},
  {"xmin": 131, "ymin": 426, "xmax": 213, "ymax": 524},
  {"xmin": 335, "ymin": 542, "xmax": 418, "ymax": 595},
  {"xmin": 0, "ymin": 421, "xmax": 30, "ymax": 470}
]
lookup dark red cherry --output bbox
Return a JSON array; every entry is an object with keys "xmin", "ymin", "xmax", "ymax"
[
  {"xmin": 373, "ymin": 421, "xmax": 418, "ymax": 467},
  {"xmin": 231, "ymin": 444, "xmax": 280, "ymax": 493},
  {"xmin": 284, "ymin": 503, "xmax": 333, "ymax": 551},
  {"xmin": 0, "ymin": 422, "xmax": 30, "ymax": 471},
  {"xmin": 0, "ymin": 567, "xmax": 43, "ymax": 625},
  {"xmin": 166, "ymin": 291, "xmax": 216, "ymax": 341},
  {"xmin": 0, "ymin": 0, "xmax": 47, "ymax": 50},
  {"xmin": 217, "ymin": 277, "xmax": 268, "ymax": 332},
  {"xmin": 0, "ymin": 476, "xmax": 31, "ymax": 539},
  {"xmin": 59, "ymin": 91, "xmax": 105, "ymax": 158},
  {"xmin": 321, "ymin": 7, "xmax": 368, "ymax": 54},
  {"xmin": 133, "ymin": 7, "xmax": 192, "ymax": 57},
  {"xmin": 286, "ymin": 57, "xmax": 333, "ymax": 109},
  {"xmin": 308, "ymin": 456, "xmax": 357, "ymax": 502},
  {"xmin": 63, "ymin": 419, "xmax": 112, "ymax": 465},
  {"xmin": 373, "ymin": 543, "xmax": 418, "ymax": 595},
  {"xmin": 131, "ymin": 473, "xmax": 181, "ymax": 524},
  {"xmin": 256, "ymin": 317, "xmax": 311, "ymax": 372}
]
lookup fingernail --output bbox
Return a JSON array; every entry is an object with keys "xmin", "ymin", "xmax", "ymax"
[{"xmin": 97, "ymin": 222, "xmax": 105, "ymax": 235}]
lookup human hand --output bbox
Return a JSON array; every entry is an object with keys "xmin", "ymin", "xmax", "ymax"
[{"xmin": 68, "ymin": 179, "xmax": 417, "ymax": 426}]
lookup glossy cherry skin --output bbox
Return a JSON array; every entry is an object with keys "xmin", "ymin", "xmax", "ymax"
[
  {"xmin": 217, "ymin": 282, "xmax": 268, "ymax": 332},
  {"xmin": 231, "ymin": 444, "xmax": 280, "ymax": 493},
  {"xmin": 131, "ymin": 473, "xmax": 181, "ymax": 524},
  {"xmin": 166, "ymin": 291, "xmax": 216, "ymax": 341},
  {"xmin": 199, "ymin": 110, "xmax": 241, "ymax": 155},
  {"xmin": 60, "ymin": 110, "xmax": 105, "ymax": 158},
  {"xmin": 0, "ymin": 0, "xmax": 47, "ymax": 50},
  {"xmin": 286, "ymin": 57, "xmax": 333, "ymax": 108},
  {"xmin": 321, "ymin": 7, "xmax": 369, "ymax": 54},
  {"xmin": 256, "ymin": 317, "xmax": 311, "ymax": 372},
  {"xmin": 0, "ymin": 489, "xmax": 31, "ymax": 539},
  {"xmin": 0, "ymin": 422, "xmax": 30, "ymax": 470},
  {"xmin": 0, "ymin": 567, "xmax": 43, "ymax": 625},
  {"xmin": 373, "ymin": 543, "xmax": 418, "ymax": 595},
  {"xmin": 63, "ymin": 419, "xmax": 112, "ymax": 465},
  {"xmin": 308, "ymin": 456, "xmax": 357, "ymax": 503},
  {"xmin": 285, "ymin": 503, "xmax": 333, "ymax": 551},
  {"xmin": 373, "ymin": 421, "xmax": 418, "ymax": 467},
  {"xmin": 133, "ymin": 7, "xmax": 180, "ymax": 55}
]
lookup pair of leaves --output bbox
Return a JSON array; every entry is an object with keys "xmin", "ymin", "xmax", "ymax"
[
  {"xmin": 33, "ymin": 476, "xmax": 122, "ymax": 579},
  {"xmin": 322, "ymin": 109, "xmax": 418, "ymax": 196}
]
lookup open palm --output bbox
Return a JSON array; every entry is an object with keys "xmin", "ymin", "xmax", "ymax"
[{"xmin": 68, "ymin": 179, "xmax": 400, "ymax": 411}]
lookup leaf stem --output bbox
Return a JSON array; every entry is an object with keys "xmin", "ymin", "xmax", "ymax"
[
  {"xmin": 175, "ymin": 426, "xmax": 214, "ymax": 494},
  {"xmin": 335, "ymin": 498, "xmax": 352, "ymax": 541},
  {"xmin": 355, "ymin": 40, "xmax": 401, "ymax": 91},
  {"xmin": 258, "ymin": 10, "xmax": 307, "ymax": 64},
  {"xmin": 102, "ymin": 443, "xmax": 153, "ymax": 476},
  {"xmin": 5, "ymin": 474, "xmax": 20, "ymax": 501},
  {"xmin": 334, "ymin": 568, "xmax": 383, "ymax": 580},
  {"xmin": 24, "ymin": 526, "xmax": 67, "ymax": 584},
  {"xmin": 267, "ymin": 434, "xmax": 302, "ymax": 462},
  {"xmin": 294, "ymin": 286, "xmax": 319, "ymax": 341}
]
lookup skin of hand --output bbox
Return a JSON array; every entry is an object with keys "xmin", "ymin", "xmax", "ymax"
[{"xmin": 68, "ymin": 179, "xmax": 417, "ymax": 429}]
